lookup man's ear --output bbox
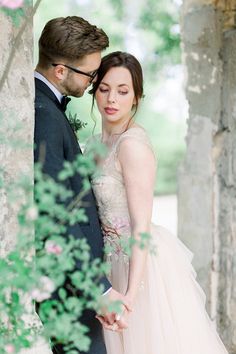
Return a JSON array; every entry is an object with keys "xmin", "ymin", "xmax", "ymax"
[{"xmin": 53, "ymin": 64, "xmax": 67, "ymax": 80}]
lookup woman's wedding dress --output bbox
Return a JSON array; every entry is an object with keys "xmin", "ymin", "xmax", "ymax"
[{"xmin": 89, "ymin": 126, "xmax": 228, "ymax": 354}]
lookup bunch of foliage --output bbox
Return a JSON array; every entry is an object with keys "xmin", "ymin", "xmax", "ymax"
[{"xmin": 0, "ymin": 131, "xmax": 112, "ymax": 353}]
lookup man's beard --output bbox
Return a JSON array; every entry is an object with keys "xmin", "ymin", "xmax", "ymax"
[
  {"xmin": 63, "ymin": 85, "xmax": 84, "ymax": 97},
  {"xmin": 61, "ymin": 77, "xmax": 85, "ymax": 97},
  {"xmin": 68, "ymin": 89, "xmax": 84, "ymax": 97}
]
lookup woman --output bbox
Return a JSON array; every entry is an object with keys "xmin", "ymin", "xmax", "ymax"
[{"xmin": 88, "ymin": 51, "xmax": 228, "ymax": 354}]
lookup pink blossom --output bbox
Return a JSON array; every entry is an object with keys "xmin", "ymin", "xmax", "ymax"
[
  {"xmin": 31, "ymin": 276, "xmax": 55, "ymax": 302},
  {"xmin": 5, "ymin": 344, "xmax": 15, "ymax": 353},
  {"xmin": 26, "ymin": 205, "xmax": 38, "ymax": 221},
  {"xmin": 0, "ymin": 0, "xmax": 24, "ymax": 9},
  {"xmin": 31, "ymin": 289, "xmax": 50, "ymax": 302},
  {"xmin": 45, "ymin": 240, "xmax": 63, "ymax": 255}
]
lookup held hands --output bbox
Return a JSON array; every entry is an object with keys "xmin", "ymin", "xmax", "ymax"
[{"xmin": 96, "ymin": 289, "xmax": 132, "ymax": 332}]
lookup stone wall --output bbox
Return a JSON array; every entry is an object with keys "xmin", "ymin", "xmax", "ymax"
[
  {"xmin": 0, "ymin": 6, "xmax": 52, "ymax": 353},
  {"xmin": 0, "ymin": 9, "xmax": 34, "ymax": 255},
  {"xmin": 217, "ymin": 28, "xmax": 236, "ymax": 351},
  {"xmin": 179, "ymin": 0, "xmax": 236, "ymax": 351}
]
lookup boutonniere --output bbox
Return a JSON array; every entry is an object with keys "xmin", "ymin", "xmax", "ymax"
[{"xmin": 67, "ymin": 112, "xmax": 87, "ymax": 134}]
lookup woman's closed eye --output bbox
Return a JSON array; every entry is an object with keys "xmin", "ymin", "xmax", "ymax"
[
  {"xmin": 98, "ymin": 87, "xmax": 128, "ymax": 95},
  {"xmin": 99, "ymin": 87, "xmax": 109, "ymax": 93}
]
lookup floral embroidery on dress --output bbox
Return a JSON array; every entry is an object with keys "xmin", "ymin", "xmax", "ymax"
[{"xmin": 101, "ymin": 216, "xmax": 131, "ymax": 259}]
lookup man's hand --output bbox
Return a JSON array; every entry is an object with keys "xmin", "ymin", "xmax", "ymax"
[
  {"xmin": 96, "ymin": 289, "xmax": 132, "ymax": 331},
  {"xmin": 96, "ymin": 306, "xmax": 130, "ymax": 332}
]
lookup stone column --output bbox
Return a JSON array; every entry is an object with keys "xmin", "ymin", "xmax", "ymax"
[
  {"xmin": 217, "ymin": 25, "xmax": 236, "ymax": 351},
  {"xmin": 179, "ymin": 0, "xmax": 236, "ymax": 351},
  {"xmin": 0, "ymin": 5, "xmax": 53, "ymax": 353},
  {"xmin": 0, "ymin": 7, "xmax": 34, "ymax": 254}
]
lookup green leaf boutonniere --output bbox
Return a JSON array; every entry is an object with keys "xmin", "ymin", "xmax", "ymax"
[{"xmin": 67, "ymin": 112, "xmax": 87, "ymax": 135}]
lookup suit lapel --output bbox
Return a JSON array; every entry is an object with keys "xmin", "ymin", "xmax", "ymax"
[
  {"xmin": 35, "ymin": 78, "xmax": 63, "ymax": 112},
  {"xmin": 35, "ymin": 78, "xmax": 80, "ymax": 142}
]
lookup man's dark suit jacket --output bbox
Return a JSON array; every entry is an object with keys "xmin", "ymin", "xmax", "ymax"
[{"xmin": 34, "ymin": 78, "xmax": 110, "ymax": 354}]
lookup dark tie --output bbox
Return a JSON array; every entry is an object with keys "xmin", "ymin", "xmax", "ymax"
[{"xmin": 61, "ymin": 96, "xmax": 71, "ymax": 112}]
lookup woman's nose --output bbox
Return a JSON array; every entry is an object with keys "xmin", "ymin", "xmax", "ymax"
[{"xmin": 107, "ymin": 91, "xmax": 116, "ymax": 103}]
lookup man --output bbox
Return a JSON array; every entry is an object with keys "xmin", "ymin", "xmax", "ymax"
[{"xmin": 34, "ymin": 16, "xmax": 130, "ymax": 354}]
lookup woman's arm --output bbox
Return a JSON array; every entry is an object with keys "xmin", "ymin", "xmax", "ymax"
[{"xmin": 117, "ymin": 137, "xmax": 156, "ymax": 304}]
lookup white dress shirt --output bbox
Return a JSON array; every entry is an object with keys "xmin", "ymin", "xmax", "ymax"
[{"xmin": 34, "ymin": 71, "xmax": 63, "ymax": 103}]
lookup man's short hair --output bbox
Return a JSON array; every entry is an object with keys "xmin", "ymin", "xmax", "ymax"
[{"xmin": 38, "ymin": 16, "xmax": 109, "ymax": 68}]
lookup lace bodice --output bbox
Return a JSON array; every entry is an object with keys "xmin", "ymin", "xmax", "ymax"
[{"xmin": 87, "ymin": 126, "xmax": 154, "ymax": 258}]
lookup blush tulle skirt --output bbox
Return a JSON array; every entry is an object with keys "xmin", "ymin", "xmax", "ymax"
[{"xmin": 104, "ymin": 225, "xmax": 228, "ymax": 354}]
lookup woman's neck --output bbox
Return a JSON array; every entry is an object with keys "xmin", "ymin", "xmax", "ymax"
[{"xmin": 102, "ymin": 118, "xmax": 135, "ymax": 145}]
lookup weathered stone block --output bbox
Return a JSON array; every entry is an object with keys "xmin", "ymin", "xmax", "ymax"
[
  {"xmin": 180, "ymin": 0, "xmax": 236, "ymax": 351},
  {"xmin": 0, "ymin": 12, "xmax": 34, "ymax": 252}
]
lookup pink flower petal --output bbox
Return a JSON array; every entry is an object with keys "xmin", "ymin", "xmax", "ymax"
[
  {"xmin": 0, "ymin": 0, "xmax": 24, "ymax": 9},
  {"xmin": 45, "ymin": 241, "xmax": 63, "ymax": 255},
  {"xmin": 5, "ymin": 344, "xmax": 15, "ymax": 353}
]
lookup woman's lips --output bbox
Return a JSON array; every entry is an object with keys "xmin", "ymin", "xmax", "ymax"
[{"xmin": 104, "ymin": 107, "xmax": 118, "ymax": 115}]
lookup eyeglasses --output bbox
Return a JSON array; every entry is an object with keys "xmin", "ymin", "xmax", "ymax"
[{"xmin": 52, "ymin": 63, "xmax": 98, "ymax": 81}]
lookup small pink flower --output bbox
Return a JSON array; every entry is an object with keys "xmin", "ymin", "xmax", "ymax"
[
  {"xmin": 31, "ymin": 276, "xmax": 55, "ymax": 302},
  {"xmin": 31, "ymin": 289, "xmax": 50, "ymax": 302},
  {"xmin": 26, "ymin": 206, "xmax": 38, "ymax": 221},
  {"xmin": 0, "ymin": 0, "xmax": 24, "ymax": 9},
  {"xmin": 45, "ymin": 240, "xmax": 63, "ymax": 255},
  {"xmin": 5, "ymin": 344, "xmax": 15, "ymax": 353}
]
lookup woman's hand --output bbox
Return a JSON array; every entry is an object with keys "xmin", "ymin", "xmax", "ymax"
[{"xmin": 96, "ymin": 295, "xmax": 133, "ymax": 332}]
